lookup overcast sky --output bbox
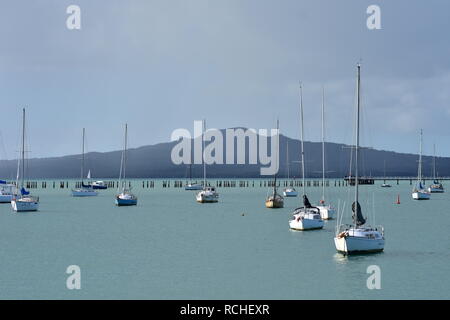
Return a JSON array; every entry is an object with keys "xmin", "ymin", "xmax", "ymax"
[{"xmin": 0, "ymin": 0, "xmax": 449, "ymax": 159}]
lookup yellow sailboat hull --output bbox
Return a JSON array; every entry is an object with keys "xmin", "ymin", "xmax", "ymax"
[{"xmin": 265, "ymin": 199, "xmax": 284, "ymax": 208}]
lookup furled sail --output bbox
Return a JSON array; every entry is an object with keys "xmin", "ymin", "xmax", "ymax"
[
  {"xmin": 303, "ymin": 195, "xmax": 313, "ymax": 208},
  {"xmin": 352, "ymin": 201, "xmax": 366, "ymax": 226},
  {"xmin": 20, "ymin": 187, "xmax": 30, "ymax": 195}
]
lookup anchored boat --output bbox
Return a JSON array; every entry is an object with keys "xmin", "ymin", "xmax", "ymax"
[
  {"xmin": 92, "ymin": 180, "xmax": 108, "ymax": 190},
  {"xmin": 196, "ymin": 120, "xmax": 219, "ymax": 203},
  {"xmin": 289, "ymin": 84, "xmax": 323, "ymax": 230},
  {"xmin": 381, "ymin": 160, "xmax": 392, "ymax": 188},
  {"xmin": 185, "ymin": 164, "xmax": 203, "ymax": 190},
  {"xmin": 334, "ymin": 64, "xmax": 385, "ymax": 255},
  {"xmin": 0, "ymin": 181, "xmax": 15, "ymax": 203},
  {"xmin": 266, "ymin": 176, "xmax": 284, "ymax": 208},
  {"xmin": 412, "ymin": 130, "xmax": 430, "ymax": 200},
  {"xmin": 71, "ymin": 128, "xmax": 98, "ymax": 197},
  {"xmin": 283, "ymin": 141, "xmax": 298, "ymax": 197},
  {"xmin": 316, "ymin": 87, "xmax": 336, "ymax": 220},
  {"xmin": 116, "ymin": 124, "xmax": 137, "ymax": 206},
  {"xmin": 265, "ymin": 119, "xmax": 284, "ymax": 208},
  {"xmin": 427, "ymin": 144, "xmax": 444, "ymax": 193},
  {"xmin": 290, "ymin": 196, "xmax": 324, "ymax": 231},
  {"xmin": 11, "ymin": 108, "xmax": 39, "ymax": 212}
]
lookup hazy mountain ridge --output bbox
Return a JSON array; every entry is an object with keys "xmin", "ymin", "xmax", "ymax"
[{"xmin": 0, "ymin": 130, "xmax": 447, "ymax": 179}]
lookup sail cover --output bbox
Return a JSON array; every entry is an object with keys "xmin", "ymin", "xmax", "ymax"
[
  {"xmin": 0, "ymin": 180, "xmax": 6, "ymax": 184},
  {"xmin": 303, "ymin": 195, "xmax": 313, "ymax": 208},
  {"xmin": 352, "ymin": 201, "xmax": 366, "ymax": 226},
  {"xmin": 20, "ymin": 187, "xmax": 30, "ymax": 195}
]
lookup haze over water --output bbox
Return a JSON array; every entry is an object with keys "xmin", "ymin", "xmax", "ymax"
[{"xmin": 0, "ymin": 179, "xmax": 448, "ymax": 299}]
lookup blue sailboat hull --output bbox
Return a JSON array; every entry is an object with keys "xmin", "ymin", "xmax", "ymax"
[
  {"xmin": 92, "ymin": 185, "xmax": 107, "ymax": 190},
  {"xmin": 115, "ymin": 198, "xmax": 137, "ymax": 206}
]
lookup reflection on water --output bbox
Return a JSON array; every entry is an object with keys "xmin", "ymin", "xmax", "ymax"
[
  {"xmin": 333, "ymin": 251, "xmax": 385, "ymax": 265},
  {"xmin": 333, "ymin": 253, "xmax": 349, "ymax": 265}
]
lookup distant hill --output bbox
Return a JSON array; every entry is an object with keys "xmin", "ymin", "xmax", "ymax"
[{"xmin": 0, "ymin": 129, "xmax": 447, "ymax": 179}]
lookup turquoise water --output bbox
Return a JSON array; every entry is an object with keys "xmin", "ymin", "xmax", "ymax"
[{"xmin": 0, "ymin": 179, "xmax": 449, "ymax": 299}]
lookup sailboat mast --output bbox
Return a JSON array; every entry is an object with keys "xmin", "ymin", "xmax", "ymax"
[
  {"xmin": 418, "ymin": 129, "xmax": 423, "ymax": 182},
  {"xmin": 202, "ymin": 119, "xmax": 206, "ymax": 187},
  {"xmin": 355, "ymin": 64, "xmax": 361, "ymax": 225},
  {"xmin": 124, "ymin": 123, "xmax": 128, "ymax": 184},
  {"xmin": 321, "ymin": 86, "xmax": 325, "ymax": 201},
  {"xmin": 81, "ymin": 128, "xmax": 85, "ymax": 181},
  {"xmin": 433, "ymin": 143, "xmax": 436, "ymax": 180},
  {"xmin": 273, "ymin": 119, "xmax": 279, "ymax": 196},
  {"xmin": 21, "ymin": 108, "xmax": 25, "ymax": 189},
  {"xmin": 286, "ymin": 141, "xmax": 289, "ymax": 180},
  {"xmin": 299, "ymin": 84, "xmax": 306, "ymax": 197}
]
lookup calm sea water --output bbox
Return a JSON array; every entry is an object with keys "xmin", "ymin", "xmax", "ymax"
[{"xmin": 0, "ymin": 179, "xmax": 449, "ymax": 299}]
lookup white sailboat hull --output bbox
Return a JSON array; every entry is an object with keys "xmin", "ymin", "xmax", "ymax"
[
  {"xmin": 196, "ymin": 189, "xmax": 219, "ymax": 203},
  {"xmin": 427, "ymin": 186, "xmax": 444, "ymax": 193},
  {"xmin": 289, "ymin": 210, "xmax": 324, "ymax": 231},
  {"xmin": 334, "ymin": 226, "xmax": 385, "ymax": 254},
  {"xmin": 185, "ymin": 183, "xmax": 203, "ymax": 191},
  {"xmin": 283, "ymin": 188, "xmax": 298, "ymax": 197},
  {"xmin": 71, "ymin": 189, "xmax": 98, "ymax": 197},
  {"xmin": 289, "ymin": 218, "xmax": 324, "ymax": 230},
  {"xmin": 412, "ymin": 191, "xmax": 430, "ymax": 200},
  {"xmin": 334, "ymin": 236, "xmax": 384, "ymax": 254},
  {"xmin": 11, "ymin": 198, "xmax": 39, "ymax": 212},
  {"xmin": 316, "ymin": 204, "xmax": 335, "ymax": 220}
]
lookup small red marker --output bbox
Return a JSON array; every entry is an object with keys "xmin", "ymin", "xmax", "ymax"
[{"xmin": 396, "ymin": 194, "xmax": 400, "ymax": 204}]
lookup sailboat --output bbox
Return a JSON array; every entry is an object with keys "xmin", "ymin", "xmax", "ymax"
[
  {"xmin": 334, "ymin": 64, "xmax": 385, "ymax": 254},
  {"xmin": 265, "ymin": 119, "xmax": 284, "ymax": 208},
  {"xmin": 91, "ymin": 180, "xmax": 107, "ymax": 190},
  {"xmin": 289, "ymin": 84, "xmax": 323, "ymax": 230},
  {"xmin": 71, "ymin": 128, "xmax": 98, "ymax": 197},
  {"xmin": 265, "ymin": 175, "xmax": 284, "ymax": 208},
  {"xmin": 115, "ymin": 124, "xmax": 138, "ymax": 206},
  {"xmin": 427, "ymin": 144, "xmax": 444, "ymax": 193},
  {"xmin": 316, "ymin": 87, "xmax": 336, "ymax": 220},
  {"xmin": 412, "ymin": 130, "xmax": 431, "ymax": 200},
  {"xmin": 381, "ymin": 160, "xmax": 392, "ymax": 188},
  {"xmin": 11, "ymin": 108, "xmax": 39, "ymax": 212},
  {"xmin": 283, "ymin": 141, "xmax": 298, "ymax": 197},
  {"xmin": 185, "ymin": 164, "xmax": 203, "ymax": 190},
  {"xmin": 0, "ymin": 180, "xmax": 15, "ymax": 203},
  {"xmin": 196, "ymin": 120, "xmax": 219, "ymax": 203},
  {"xmin": 84, "ymin": 170, "xmax": 108, "ymax": 189}
]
